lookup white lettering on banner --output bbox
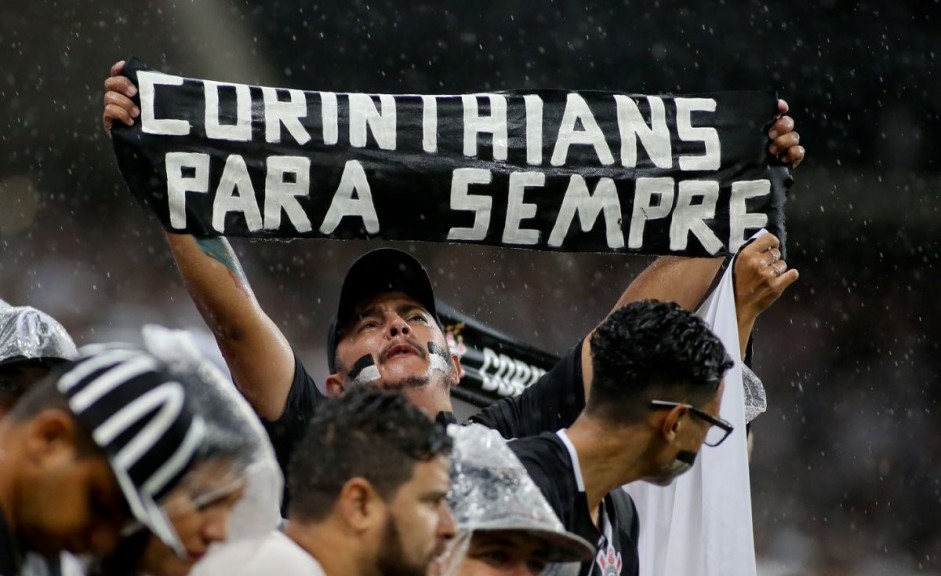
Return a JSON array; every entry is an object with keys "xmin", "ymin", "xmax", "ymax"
[
  {"xmin": 628, "ymin": 177, "xmax": 675, "ymax": 249},
  {"xmin": 676, "ymin": 98, "xmax": 721, "ymax": 171},
  {"xmin": 204, "ymin": 81, "xmax": 253, "ymax": 142},
  {"xmin": 551, "ymin": 93, "xmax": 615, "ymax": 167},
  {"xmin": 262, "ymin": 87, "xmax": 311, "ymax": 145},
  {"xmin": 139, "ymin": 79, "xmax": 779, "ymax": 251},
  {"xmin": 319, "ymin": 160, "xmax": 380, "ymax": 234},
  {"xmin": 479, "ymin": 348, "xmax": 500, "ymax": 392},
  {"xmin": 669, "ymin": 180, "xmax": 723, "ymax": 253},
  {"xmin": 523, "ymin": 94, "xmax": 544, "ymax": 166},
  {"xmin": 728, "ymin": 180, "xmax": 771, "ymax": 253},
  {"xmin": 138, "ymin": 71, "xmax": 190, "ymax": 136},
  {"xmin": 157, "ymin": 163, "xmax": 772, "ymax": 252},
  {"xmin": 321, "ymin": 92, "xmax": 339, "ymax": 145},
  {"xmin": 144, "ymin": 84, "xmax": 736, "ymax": 177},
  {"xmin": 503, "ymin": 171, "xmax": 545, "ymax": 245},
  {"xmin": 628, "ymin": 177, "xmax": 770, "ymax": 253},
  {"xmin": 548, "ymin": 175, "xmax": 624, "ymax": 249},
  {"xmin": 614, "ymin": 95, "xmax": 672, "ymax": 168},
  {"xmin": 214, "ymin": 155, "xmax": 263, "ymax": 232},
  {"xmin": 462, "ymin": 94, "xmax": 509, "ymax": 161},
  {"xmin": 166, "ymin": 152, "xmax": 210, "ymax": 229},
  {"xmin": 164, "ymin": 153, "xmax": 388, "ymax": 236},
  {"xmin": 421, "ymin": 95, "xmax": 438, "ymax": 153},
  {"xmin": 264, "ymin": 156, "xmax": 313, "ymax": 232},
  {"xmin": 478, "ymin": 347, "xmax": 547, "ymax": 397},
  {"xmin": 445, "ymin": 169, "xmax": 768, "ymax": 252},
  {"xmin": 349, "ymin": 94, "xmax": 397, "ymax": 150},
  {"xmin": 447, "ymin": 168, "xmax": 493, "ymax": 241}
]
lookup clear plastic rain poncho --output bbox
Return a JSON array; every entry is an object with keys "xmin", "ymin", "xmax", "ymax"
[
  {"xmin": 741, "ymin": 364, "xmax": 767, "ymax": 424},
  {"xmin": 141, "ymin": 325, "xmax": 283, "ymax": 575},
  {"xmin": 142, "ymin": 325, "xmax": 282, "ymax": 529},
  {"xmin": 0, "ymin": 299, "xmax": 77, "ymax": 366},
  {"xmin": 437, "ymin": 424, "xmax": 593, "ymax": 576}
]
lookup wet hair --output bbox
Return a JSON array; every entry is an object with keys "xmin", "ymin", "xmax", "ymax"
[
  {"xmin": 288, "ymin": 387, "xmax": 452, "ymax": 522},
  {"xmin": 586, "ymin": 300, "xmax": 733, "ymax": 425},
  {"xmin": 7, "ymin": 369, "xmax": 100, "ymax": 457}
]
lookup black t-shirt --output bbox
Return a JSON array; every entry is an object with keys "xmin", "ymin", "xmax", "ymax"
[
  {"xmin": 263, "ymin": 342, "xmax": 587, "ymax": 482},
  {"xmin": 509, "ymin": 431, "xmax": 640, "ymax": 576},
  {"xmin": 469, "ymin": 341, "xmax": 586, "ymax": 439},
  {"xmin": 0, "ymin": 506, "xmax": 22, "ymax": 576},
  {"xmin": 261, "ymin": 353, "xmax": 331, "ymax": 481}
]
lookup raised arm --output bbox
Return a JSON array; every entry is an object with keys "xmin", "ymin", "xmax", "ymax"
[
  {"xmin": 165, "ymin": 234, "xmax": 295, "ymax": 420},
  {"xmin": 104, "ymin": 61, "xmax": 295, "ymax": 420}
]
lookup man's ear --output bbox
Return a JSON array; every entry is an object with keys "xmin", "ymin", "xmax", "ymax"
[
  {"xmin": 25, "ymin": 409, "xmax": 77, "ymax": 465},
  {"xmin": 449, "ymin": 353, "xmax": 463, "ymax": 387},
  {"xmin": 657, "ymin": 406, "xmax": 688, "ymax": 443},
  {"xmin": 337, "ymin": 477, "xmax": 385, "ymax": 533},
  {"xmin": 325, "ymin": 374, "xmax": 347, "ymax": 398}
]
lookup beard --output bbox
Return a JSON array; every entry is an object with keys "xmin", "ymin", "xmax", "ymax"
[
  {"xmin": 382, "ymin": 347, "xmax": 454, "ymax": 393},
  {"xmin": 376, "ymin": 514, "xmax": 431, "ymax": 576},
  {"xmin": 383, "ymin": 373, "xmax": 433, "ymax": 391}
]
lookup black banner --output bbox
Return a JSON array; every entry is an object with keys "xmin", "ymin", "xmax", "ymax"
[
  {"xmin": 112, "ymin": 58, "xmax": 791, "ymax": 257},
  {"xmin": 436, "ymin": 302, "xmax": 559, "ymax": 407}
]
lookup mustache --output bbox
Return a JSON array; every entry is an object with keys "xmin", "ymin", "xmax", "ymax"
[{"xmin": 379, "ymin": 338, "xmax": 426, "ymax": 363}]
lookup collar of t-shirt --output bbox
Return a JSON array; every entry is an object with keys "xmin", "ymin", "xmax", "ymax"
[
  {"xmin": 556, "ymin": 429, "xmax": 615, "ymax": 560},
  {"xmin": 0, "ymin": 506, "xmax": 23, "ymax": 576}
]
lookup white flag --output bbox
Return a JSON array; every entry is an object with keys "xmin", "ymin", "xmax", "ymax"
[{"xmin": 623, "ymin": 230, "xmax": 766, "ymax": 576}]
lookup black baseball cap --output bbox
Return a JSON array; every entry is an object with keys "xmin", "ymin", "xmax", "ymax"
[{"xmin": 327, "ymin": 248, "xmax": 438, "ymax": 373}]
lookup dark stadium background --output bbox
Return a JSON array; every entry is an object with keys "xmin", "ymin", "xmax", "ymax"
[{"xmin": 1, "ymin": 2, "xmax": 938, "ymax": 573}]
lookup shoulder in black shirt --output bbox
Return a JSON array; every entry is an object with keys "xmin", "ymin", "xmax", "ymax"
[
  {"xmin": 260, "ymin": 352, "xmax": 328, "ymax": 509},
  {"xmin": 509, "ymin": 431, "xmax": 639, "ymax": 576},
  {"xmin": 470, "ymin": 341, "xmax": 586, "ymax": 439}
]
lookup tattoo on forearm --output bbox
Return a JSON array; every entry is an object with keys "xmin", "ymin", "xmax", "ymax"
[{"xmin": 196, "ymin": 238, "xmax": 250, "ymax": 288}]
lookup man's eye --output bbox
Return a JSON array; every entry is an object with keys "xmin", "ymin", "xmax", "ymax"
[
  {"xmin": 480, "ymin": 550, "xmax": 511, "ymax": 566},
  {"xmin": 527, "ymin": 559, "xmax": 549, "ymax": 574},
  {"xmin": 358, "ymin": 321, "xmax": 379, "ymax": 331},
  {"xmin": 408, "ymin": 314, "xmax": 428, "ymax": 323}
]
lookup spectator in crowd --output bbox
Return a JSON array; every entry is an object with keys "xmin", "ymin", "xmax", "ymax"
[
  {"xmin": 0, "ymin": 330, "xmax": 277, "ymax": 575},
  {"xmin": 508, "ymin": 300, "xmax": 734, "ymax": 576},
  {"xmin": 229, "ymin": 387, "xmax": 455, "ymax": 576},
  {"xmin": 0, "ymin": 299, "xmax": 77, "ymax": 416},
  {"xmin": 443, "ymin": 423, "xmax": 593, "ymax": 576},
  {"xmin": 89, "ymin": 326, "xmax": 283, "ymax": 576}
]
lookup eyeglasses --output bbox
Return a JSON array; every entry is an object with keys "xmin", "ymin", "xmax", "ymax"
[{"xmin": 649, "ymin": 400, "xmax": 734, "ymax": 447}]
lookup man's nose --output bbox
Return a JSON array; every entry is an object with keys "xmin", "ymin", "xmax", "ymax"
[
  {"xmin": 202, "ymin": 509, "xmax": 230, "ymax": 543},
  {"xmin": 388, "ymin": 315, "xmax": 411, "ymax": 337},
  {"xmin": 437, "ymin": 502, "xmax": 457, "ymax": 540}
]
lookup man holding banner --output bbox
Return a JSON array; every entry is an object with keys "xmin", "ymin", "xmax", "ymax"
[{"xmin": 101, "ymin": 58, "xmax": 803, "ymax": 575}]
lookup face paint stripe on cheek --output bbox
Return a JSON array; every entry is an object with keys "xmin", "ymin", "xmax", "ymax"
[
  {"xmin": 426, "ymin": 342, "xmax": 450, "ymax": 375},
  {"xmin": 350, "ymin": 354, "xmax": 381, "ymax": 387}
]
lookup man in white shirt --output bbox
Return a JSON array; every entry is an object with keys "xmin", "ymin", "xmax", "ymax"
[{"xmin": 234, "ymin": 387, "xmax": 456, "ymax": 576}]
